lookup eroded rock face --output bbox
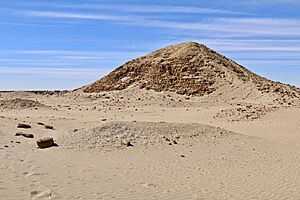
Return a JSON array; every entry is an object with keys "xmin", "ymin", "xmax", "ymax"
[
  {"xmin": 82, "ymin": 42, "xmax": 300, "ymax": 105},
  {"xmin": 83, "ymin": 42, "xmax": 222, "ymax": 96},
  {"xmin": 36, "ymin": 137, "xmax": 56, "ymax": 149}
]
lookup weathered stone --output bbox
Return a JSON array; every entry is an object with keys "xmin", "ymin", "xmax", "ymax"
[
  {"xmin": 17, "ymin": 123, "xmax": 31, "ymax": 129},
  {"xmin": 45, "ymin": 125, "xmax": 54, "ymax": 130},
  {"xmin": 36, "ymin": 137, "xmax": 55, "ymax": 149},
  {"xmin": 15, "ymin": 132, "xmax": 34, "ymax": 138}
]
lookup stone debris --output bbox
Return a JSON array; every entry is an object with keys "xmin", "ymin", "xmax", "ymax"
[
  {"xmin": 36, "ymin": 137, "xmax": 56, "ymax": 149},
  {"xmin": 15, "ymin": 132, "xmax": 34, "ymax": 138},
  {"xmin": 17, "ymin": 123, "xmax": 31, "ymax": 129}
]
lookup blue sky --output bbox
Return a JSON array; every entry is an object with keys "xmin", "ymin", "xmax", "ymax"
[{"xmin": 0, "ymin": 0, "xmax": 299, "ymax": 90}]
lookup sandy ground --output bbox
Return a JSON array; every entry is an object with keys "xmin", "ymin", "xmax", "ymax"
[{"xmin": 0, "ymin": 89, "xmax": 300, "ymax": 200}]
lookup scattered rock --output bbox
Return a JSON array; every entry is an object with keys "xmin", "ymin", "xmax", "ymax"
[
  {"xmin": 15, "ymin": 132, "xmax": 34, "ymax": 138},
  {"xmin": 0, "ymin": 98, "xmax": 48, "ymax": 109},
  {"xmin": 45, "ymin": 125, "xmax": 54, "ymax": 130},
  {"xmin": 17, "ymin": 123, "xmax": 31, "ymax": 129},
  {"xmin": 121, "ymin": 140, "xmax": 134, "ymax": 147},
  {"xmin": 36, "ymin": 137, "xmax": 57, "ymax": 149}
]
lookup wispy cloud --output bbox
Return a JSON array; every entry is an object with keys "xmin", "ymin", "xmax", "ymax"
[
  {"xmin": 19, "ymin": 3, "xmax": 250, "ymax": 15},
  {"xmin": 0, "ymin": 67, "xmax": 109, "ymax": 76},
  {"xmin": 21, "ymin": 10, "xmax": 300, "ymax": 37},
  {"xmin": 6, "ymin": 49, "xmax": 145, "ymax": 56},
  {"xmin": 24, "ymin": 11, "xmax": 132, "ymax": 22},
  {"xmin": 59, "ymin": 4, "xmax": 249, "ymax": 15},
  {"xmin": 201, "ymin": 39, "xmax": 300, "ymax": 52}
]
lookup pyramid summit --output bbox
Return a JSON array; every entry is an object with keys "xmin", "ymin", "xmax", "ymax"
[{"xmin": 82, "ymin": 42, "xmax": 300, "ymax": 105}]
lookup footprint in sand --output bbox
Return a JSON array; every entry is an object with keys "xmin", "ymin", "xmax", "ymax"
[
  {"xmin": 25, "ymin": 172, "xmax": 41, "ymax": 178},
  {"xmin": 141, "ymin": 182, "xmax": 158, "ymax": 188},
  {"xmin": 30, "ymin": 190, "xmax": 52, "ymax": 200}
]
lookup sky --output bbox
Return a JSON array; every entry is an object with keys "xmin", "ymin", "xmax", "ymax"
[{"xmin": 0, "ymin": 0, "xmax": 300, "ymax": 90}]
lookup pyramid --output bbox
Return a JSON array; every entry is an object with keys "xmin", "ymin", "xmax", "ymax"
[{"xmin": 82, "ymin": 42, "xmax": 300, "ymax": 104}]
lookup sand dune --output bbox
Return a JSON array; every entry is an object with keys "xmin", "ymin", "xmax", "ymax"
[{"xmin": 1, "ymin": 42, "xmax": 300, "ymax": 199}]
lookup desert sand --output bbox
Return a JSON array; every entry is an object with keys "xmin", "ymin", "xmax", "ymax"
[{"xmin": 1, "ymin": 42, "xmax": 300, "ymax": 200}]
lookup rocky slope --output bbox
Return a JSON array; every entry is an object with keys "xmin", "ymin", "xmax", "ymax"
[{"xmin": 82, "ymin": 42, "xmax": 300, "ymax": 105}]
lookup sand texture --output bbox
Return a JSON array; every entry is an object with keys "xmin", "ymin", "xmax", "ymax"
[{"xmin": 1, "ymin": 42, "xmax": 300, "ymax": 200}]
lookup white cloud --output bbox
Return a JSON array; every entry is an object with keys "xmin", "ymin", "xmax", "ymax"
[
  {"xmin": 20, "ymin": 3, "xmax": 250, "ymax": 15},
  {"xmin": 200, "ymin": 39, "xmax": 300, "ymax": 52},
  {"xmin": 23, "ymin": 11, "xmax": 135, "ymax": 22},
  {"xmin": 0, "ymin": 67, "xmax": 109, "ymax": 76},
  {"xmin": 22, "ymin": 10, "xmax": 300, "ymax": 37}
]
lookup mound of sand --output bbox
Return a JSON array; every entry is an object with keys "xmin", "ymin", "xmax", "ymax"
[
  {"xmin": 58, "ymin": 121, "xmax": 245, "ymax": 150},
  {"xmin": 0, "ymin": 98, "xmax": 48, "ymax": 109},
  {"xmin": 82, "ymin": 42, "xmax": 300, "ymax": 105},
  {"xmin": 215, "ymin": 104, "xmax": 279, "ymax": 121}
]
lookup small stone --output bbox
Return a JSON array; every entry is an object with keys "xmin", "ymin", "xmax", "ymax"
[
  {"xmin": 15, "ymin": 132, "xmax": 34, "ymax": 138},
  {"xmin": 126, "ymin": 141, "xmax": 134, "ymax": 147},
  {"xmin": 36, "ymin": 137, "xmax": 56, "ymax": 149},
  {"xmin": 17, "ymin": 123, "xmax": 31, "ymax": 129},
  {"xmin": 45, "ymin": 125, "xmax": 54, "ymax": 130},
  {"xmin": 180, "ymin": 154, "xmax": 185, "ymax": 158},
  {"xmin": 121, "ymin": 140, "xmax": 134, "ymax": 147},
  {"xmin": 37, "ymin": 122, "xmax": 45, "ymax": 126}
]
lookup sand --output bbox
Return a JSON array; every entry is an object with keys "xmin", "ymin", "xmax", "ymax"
[
  {"xmin": 0, "ymin": 88, "xmax": 300, "ymax": 200},
  {"xmin": 1, "ymin": 42, "xmax": 300, "ymax": 199}
]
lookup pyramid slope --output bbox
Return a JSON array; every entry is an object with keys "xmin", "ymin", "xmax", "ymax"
[{"xmin": 82, "ymin": 42, "xmax": 300, "ymax": 104}]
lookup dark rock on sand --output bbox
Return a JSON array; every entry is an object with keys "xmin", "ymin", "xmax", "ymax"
[
  {"xmin": 36, "ymin": 137, "xmax": 57, "ymax": 148},
  {"xmin": 45, "ymin": 125, "xmax": 54, "ymax": 130},
  {"xmin": 17, "ymin": 123, "xmax": 31, "ymax": 129},
  {"xmin": 15, "ymin": 132, "xmax": 34, "ymax": 138}
]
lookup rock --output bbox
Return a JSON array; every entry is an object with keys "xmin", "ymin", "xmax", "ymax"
[
  {"xmin": 17, "ymin": 123, "xmax": 31, "ymax": 129},
  {"xmin": 44, "ymin": 125, "xmax": 54, "ymax": 130},
  {"xmin": 37, "ymin": 122, "xmax": 45, "ymax": 126},
  {"xmin": 81, "ymin": 42, "xmax": 300, "ymax": 105},
  {"xmin": 15, "ymin": 132, "xmax": 34, "ymax": 138},
  {"xmin": 36, "ymin": 137, "xmax": 56, "ymax": 149},
  {"xmin": 121, "ymin": 140, "xmax": 134, "ymax": 147}
]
